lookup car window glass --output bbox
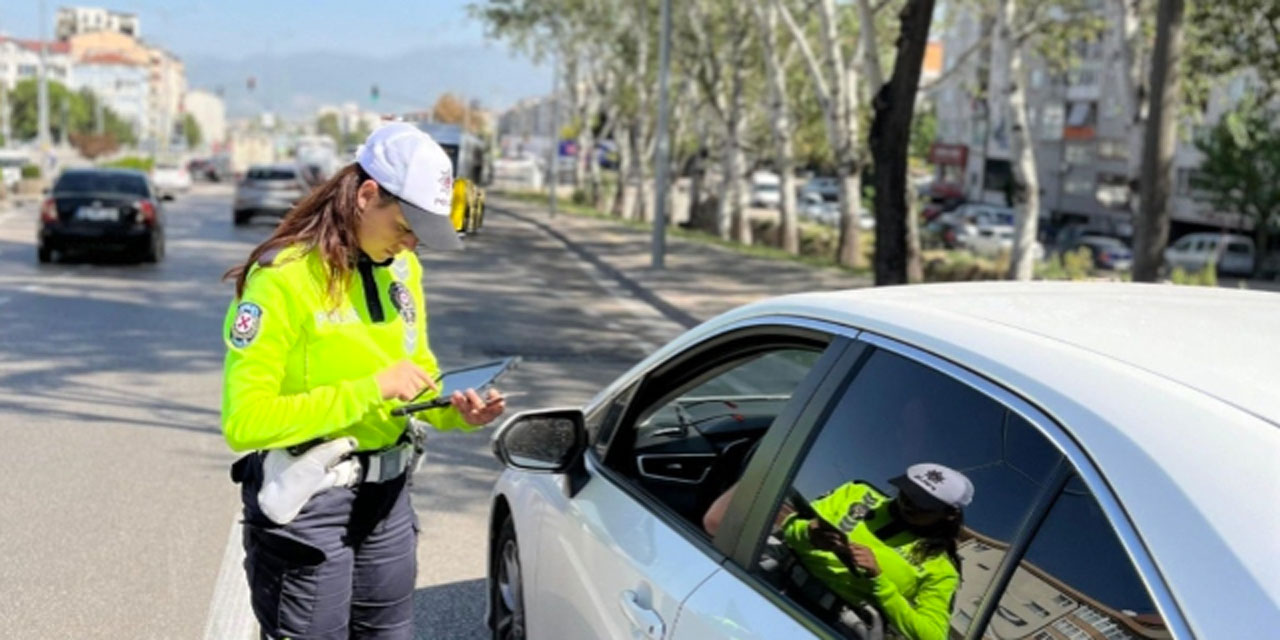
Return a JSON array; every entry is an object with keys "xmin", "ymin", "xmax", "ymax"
[
  {"xmin": 54, "ymin": 172, "xmax": 149, "ymax": 197},
  {"xmin": 746, "ymin": 349, "xmax": 1061, "ymax": 640},
  {"xmin": 609, "ymin": 346, "xmax": 825, "ymax": 533},
  {"xmin": 980, "ymin": 476, "xmax": 1163, "ymax": 640},
  {"xmin": 248, "ymin": 168, "xmax": 298, "ymax": 180},
  {"xmin": 1226, "ymin": 242, "xmax": 1250, "ymax": 255},
  {"xmin": 589, "ymin": 380, "xmax": 640, "ymax": 457}
]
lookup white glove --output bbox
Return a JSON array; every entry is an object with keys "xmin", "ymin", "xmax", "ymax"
[{"xmin": 257, "ymin": 437, "xmax": 359, "ymax": 525}]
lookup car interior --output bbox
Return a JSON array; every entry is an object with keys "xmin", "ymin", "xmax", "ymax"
[{"xmin": 601, "ymin": 336, "xmax": 828, "ymax": 532}]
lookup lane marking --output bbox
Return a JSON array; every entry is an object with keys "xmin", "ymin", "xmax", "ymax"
[{"xmin": 202, "ymin": 516, "xmax": 256, "ymax": 640}]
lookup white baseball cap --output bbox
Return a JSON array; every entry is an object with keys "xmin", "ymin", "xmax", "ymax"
[
  {"xmin": 356, "ymin": 122, "xmax": 462, "ymax": 251},
  {"xmin": 890, "ymin": 462, "xmax": 975, "ymax": 510}
]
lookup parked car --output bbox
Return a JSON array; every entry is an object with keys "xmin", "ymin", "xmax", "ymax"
[
  {"xmin": 964, "ymin": 224, "xmax": 1046, "ymax": 261},
  {"xmin": 1163, "ymin": 232, "xmax": 1256, "ymax": 277},
  {"xmin": 949, "ymin": 203, "xmax": 1016, "ymax": 229},
  {"xmin": 0, "ymin": 150, "xmax": 30, "ymax": 192},
  {"xmin": 485, "ymin": 284, "xmax": 1278, "ymax": 640},
  {"xmin": 233, "ymin": 164, "xmax": 308, "ymax": 225},
  {"xmin": 749, "ymin": 171, "xmax": 781, "ymax": 209},
  {"xmin": 38, "ymin": 168, "xmax": 164, "ymax": 263},
  {"xmin": 799, "ymin": 175, "xmax": 840, "ymax": 204},
  {"xmin": 1067, "ymin": 235, "xmax": 1134, "ymax": 271},
  {"xmin": 797, "ymin": 192, "xmax": 874, "ymax": 230},
  {"xmin": 150, "ymin": 162, "xmax": 192, "ymax": 198}
]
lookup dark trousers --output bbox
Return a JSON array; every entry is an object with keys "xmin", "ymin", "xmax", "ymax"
[{"xmin": 236, "ymin": 454, "xmax": 419, "ymax": 639}]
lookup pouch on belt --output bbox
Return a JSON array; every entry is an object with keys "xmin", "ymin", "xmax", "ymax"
[{"xmin": 255, "ymin": 437, "xmax": 361, "ymax": 525}]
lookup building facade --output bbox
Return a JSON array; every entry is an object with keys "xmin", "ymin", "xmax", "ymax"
[
  {"xmin": 55, "ymin": 7, "xmax": 140, "ymax": 41},
  {"xmin": 69, "ymin": 52, "xmax": 148, "ymax": 137},
  {"xmin": 931, "ymin": 6, "xmax": 1252, "ymax": 240},
  {"xmin": 66, "ymin": 30, "xmax": 185, "ymax": 150},
  {"xmin": 0, "ymin": 37, "xmax": 73, "ymax": 91}
]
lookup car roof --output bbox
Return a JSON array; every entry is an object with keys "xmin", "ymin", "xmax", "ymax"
[
  {"xmin": 661, "ymin": 282, "xmax": 1279, "ymax": 635},
  {"xmin": 247, "ymin": 164, "xmax": 298, "ymax": 173},
  {"xmin": 61, "ymin": 168, "xmax": 148, "ymax": 177}
]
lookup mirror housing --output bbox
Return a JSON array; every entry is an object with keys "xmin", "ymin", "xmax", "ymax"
[
  {"xmin": 161, "ymin": 193, "xmax": 176, "ymax": 201},
  {"xmin": 491, "ymin": 408, "xmax": 588, "ymax": 474}
]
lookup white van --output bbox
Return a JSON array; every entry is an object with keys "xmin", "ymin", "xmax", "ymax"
[
  {"xmin": 1163, "ymin": 232, "xmax": 1255, "ymax": 277},
  {"xmin": 749, "ymin": 171, "xmax": 781, "ymax": 209},
  {"xmin": 0, "ymin": 150, "xmax": 30, "ymax": 191}
]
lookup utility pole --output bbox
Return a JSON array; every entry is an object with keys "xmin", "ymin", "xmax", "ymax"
[
  {"xmin": 547, "ymin": 53, "xmax": 559, "ymax": 219},
  {"xmin": 37, "ymin": 0, "xmax": 51, "ymax": 151},
  {"xmin": 651, "ymin": 0, "xmax": 673, "ymax": 269},
  {"xmin": 1, "ymin": 83, "xmax": 11, "ymax": 147}
]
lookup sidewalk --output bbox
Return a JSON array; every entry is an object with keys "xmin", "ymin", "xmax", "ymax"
[{"xmin": 489, "ymin": 194, "xmax": 872, "ymax": 328}]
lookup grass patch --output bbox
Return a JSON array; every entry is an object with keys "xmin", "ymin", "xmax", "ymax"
[{"xmin": 494, "ymin": 188, "xmax": 873, "ymax": 276}]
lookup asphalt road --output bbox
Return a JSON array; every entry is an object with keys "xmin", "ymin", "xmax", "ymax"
[{"xmin": 0, "ymin": 183, "xmax": 686, "ymax": 638}]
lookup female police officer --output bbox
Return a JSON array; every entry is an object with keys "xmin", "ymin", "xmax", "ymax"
[{"xmin": 221, "ymin": 123, "xmax": 505, "ymax": 639}]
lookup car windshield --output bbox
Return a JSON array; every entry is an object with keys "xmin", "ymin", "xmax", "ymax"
[
  {"xmin": 248, "ymin": 168, "xmax": 298, "ymax": 181},
  {"xmin": 54, "ymin": 172, "xmax": 149, "ymax": 197}
]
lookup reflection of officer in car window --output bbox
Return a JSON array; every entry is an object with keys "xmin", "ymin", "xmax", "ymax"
[{"xmin": 781, "ymin": 463, "xmax": 973, "ymax": 640}]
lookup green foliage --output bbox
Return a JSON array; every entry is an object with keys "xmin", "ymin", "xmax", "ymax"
[
  {"xmin": 1184, "ymin": 0, "xmax": 1280, "ymax": 106},
  {"xmin": 1170, "ymin": 266, "xmax": 1218, "ymax": 287},
  {"xmin": 1194, "ymin": 98, "xmax": 1280, "ymax": 256},
  {"xmin": 316, "ymin": 113, "xmax": 342, "ymax": 145},
  {"xmin": 922, "ymin": 250, "xmax": 1009, "ymax": 282},
  {"xmin": 1035, "ymin": 247, "xmax": 1096, "ymax": 280},
  {"xmin": 9, "ymin": 80, "xmax": 135, "ymax": 145},
  {"xmin": 908, "ymin": 109, "xmax": 937, "ymax": 164},
  {"xmin": 101, "ymin": 156, "xmax": 154, "ymax": 172},
  {"xmin": 20, "ymin": 164, "xmax": 41, "ymax": 179},
  {"xmin": 182, "ymin": 113, "xmax": 202, "ymax": 149}
]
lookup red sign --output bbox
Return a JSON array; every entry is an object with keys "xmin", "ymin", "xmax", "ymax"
[{"xmin": 929, "ymin": 143, "xmax": 968, "ymax": 167}]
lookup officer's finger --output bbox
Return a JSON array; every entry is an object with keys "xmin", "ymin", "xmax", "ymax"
[
  {"xmin": 450, "ymin": 390, "xmax": 467, "ymax": 408},
  {"xmin": 465, "ymin": 388, "xmax": 485, "ymax": 410}
]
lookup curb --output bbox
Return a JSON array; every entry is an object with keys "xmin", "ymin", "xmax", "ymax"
[{"xmin": 493, "ymin": 206, "xmax": 701, "ymax": 330}]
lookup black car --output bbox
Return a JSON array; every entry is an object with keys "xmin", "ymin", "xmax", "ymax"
[{"xmin": 38, "ymin": 168, "xmax": 165, "ymax": 263}]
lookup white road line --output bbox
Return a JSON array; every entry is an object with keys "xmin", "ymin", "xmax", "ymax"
[{"xmin": 202, "ymin": 517, "xmax": 257, "ymax": 640}]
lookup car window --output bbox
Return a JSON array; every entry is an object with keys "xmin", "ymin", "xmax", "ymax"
[
  {"xmin": 605, "ymin": 344, "xmax": 826, "ymax": 533},
  {"xmin": 248, "ymin": 168, "xmax": 298, "ymax": 180},
  {"xmin": 1172, "ymin": 238, "xmax": 1191, "ymax": 251},
  {"xmin": 745, "ymin": 349, "xmax": 1061, "ymax": 640},
  {"xmin": 1226, "ymin": 242, "xmax": 1250, "ymax": 255},
  {"xmin": 54, "ymin": 172, "xmax": 150, "ymax": 197},
  {"xmin": 979, "ymin": 476, "xmax": 1163, "ymax": 640},
  {"xmin": 588, "ymin": 379, "xmax": 640, "ymax": 458}
]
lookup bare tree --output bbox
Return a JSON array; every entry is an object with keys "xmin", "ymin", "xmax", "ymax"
[{"xmin": 753, "ymin": 1, "xmax": 800, "ymax": 254}]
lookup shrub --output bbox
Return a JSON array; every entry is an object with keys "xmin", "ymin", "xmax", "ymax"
[
  {"xmin": 101, "ymin": 156, "xmax": 154, "ymax": 172},
  {"xmin": 1170, "ymin": 266, "xmax": 1218, "ymax": 287},
  {"xmin": 20, "ymin": 164, "xmax": 41, "ymax": 179},
  {"xmin": 1035, "ymin": 248, "xmax": 1095, "ymax": 281}
]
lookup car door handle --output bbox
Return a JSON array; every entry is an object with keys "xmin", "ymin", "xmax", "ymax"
[{"xmin": 618, "ymin": 590, "xmax": 665, "ymax": 640}]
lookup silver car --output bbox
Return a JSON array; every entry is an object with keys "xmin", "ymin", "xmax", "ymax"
[{"xmin": 233, "ymin": 164, "xmax": 307, "ymax": 225}]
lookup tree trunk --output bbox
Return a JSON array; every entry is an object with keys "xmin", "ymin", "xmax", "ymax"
[
  {"xmin": 836, "ymin": 171, "xmax": 863, "ymax": 265},
  {"xmin": 1007, "ymin": 37, "xmax": 1041, "ymax": 280},
  {"xmin": 986, "ymin": 0, "xmax": 1014, "ymax": 205},
  {"xmin": 856, "ymin": 0, "xmax": 885, "ymax": 100},
  {"xmin": 1134, "ymin": 0, "xmax": 1186, "ymax": 281},
  {"xmin": 869, "ymin": 0, "xmax": 936, "ymax": 286},
  {"xmin": 906, "ymin": 182, "xmax": 924, "ymax": 282},
  {"xmin": 567, "ymin": 57, "xmax": 586, "ymax": 192},
  {"xmin": 613, "ymin": 121, "xmax": 634, "ymax": 218},
  {"xmin": 817, "ymin": 0, "xmax": 864, "ymax": 268},
  {"xmin": 755, "ymin": 1, "xmax": 800, "ymax": 254},
  {"xmin": 1110, "ymin": 0, "xmax": 1146, "ymax": 231}
]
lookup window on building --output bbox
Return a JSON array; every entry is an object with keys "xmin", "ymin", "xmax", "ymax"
[
  {"xmin": 1064, "ymin": 177, "xmax": 1094, "ymax": 196},
  {"xmin": 1175, "ymin": 168, "xmax": 1213, "ymax": 201},
  {"xmin": 1098, "ymin": 140, "xmax": 1129, "ymax": 161},
  {"xmin": 1066, "ymin": 102, "xmax": 1097, "ymax": 128},
  {"xmin": 1064, "ymin": 144, "xmax": 1094, "ymax": 164},
  {"xmin": 1095, "ymin": 175, "xmax": 1131, "ymax": 209},
  {"xmin": 1040, "ymin": 104, "xmax": 1065, "ymax": 140},
  {"xmin": 18, "ymin": 64, "xmax": 37, "ymax": 77}
]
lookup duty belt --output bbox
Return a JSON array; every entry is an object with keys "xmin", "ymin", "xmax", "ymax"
[{"xmin": 354, "ymin": 443, "xmax": 415, "ymax": 484}]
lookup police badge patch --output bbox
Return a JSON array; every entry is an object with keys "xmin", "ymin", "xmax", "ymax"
[
  {"xmin": 230, "ymin": 302, "xmax": 263, "ymax": 348},
  {"xmin": 388, "ymin": 282, "xmax": 416, "ymax": 324}
]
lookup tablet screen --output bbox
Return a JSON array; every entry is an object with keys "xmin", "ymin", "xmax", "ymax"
[{"xmin": 422, "ymin": 358, "xmax": 518, "ymax": 400}]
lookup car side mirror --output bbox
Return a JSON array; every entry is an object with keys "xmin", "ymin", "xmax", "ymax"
[
  {"xmin": 492, "ymin": 408, "xmax": 587, "ymax": 473},
  {"xmin": 162, "ymin": 193, "xmax": 176, "ymax": 201}
]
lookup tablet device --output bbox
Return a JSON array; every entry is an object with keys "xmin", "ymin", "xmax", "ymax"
[{"xmin": 391, "ymin": 357, "xmax": 520, "ymax": 416}]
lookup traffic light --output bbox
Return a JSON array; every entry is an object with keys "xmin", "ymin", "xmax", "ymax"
[
  {"xmin": 370, "ymin": 84, "xmax": 380, "ymax": 103},
  {"xmin": 247, "ymin": 76, "xmax": 256, "ymax": 91}
]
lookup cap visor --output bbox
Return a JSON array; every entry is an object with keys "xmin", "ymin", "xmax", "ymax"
[
  {"xmin": 889, "ymin": 475, "xmax": 951, "ymax": 512},
  {"xmin": 401, "ymin": 200, "xmax": 463, "ymax": 251}
]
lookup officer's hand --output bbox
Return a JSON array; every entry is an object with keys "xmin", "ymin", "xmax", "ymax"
[
  {"xmin": 848, "ymin": 542, "xmax": 881, "ymax": 577},
  {"xmin": 376, "ymin": 360, "xmax": 437, "ymax": 401},
  {"xmin": 807, "ymin": 519, "xmax": 847, "ymax": 552},
  {"xmin": 452, "ymin": 387, "xmax": 506, "ymax": 426}
]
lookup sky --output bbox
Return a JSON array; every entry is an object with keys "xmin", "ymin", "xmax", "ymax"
[{"xmin": 0, "ymin": 1, "xmax": 552, "ymax": 117}]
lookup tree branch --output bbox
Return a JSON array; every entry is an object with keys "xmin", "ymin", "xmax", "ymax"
[{"xmin": 776, "ymin": 0, "xmax": 831, "ymax": 103}]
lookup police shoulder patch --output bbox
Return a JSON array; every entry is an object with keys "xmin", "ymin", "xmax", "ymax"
[
  {"xmin": 387, "ymin": 282, "xmax": 416, "ymax": 325},
  {"xmin": 230, "ymin": 302, "xmax": 263, "ymax": 348}
]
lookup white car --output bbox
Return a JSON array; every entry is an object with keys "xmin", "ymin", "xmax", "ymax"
[
  {"xmin": 750, "ymin": 172, "xmax": 782, "ymax": 209},
  {"xmin": 1163, "ymin": 232, "xmax": 1255, "ymax": 277},
  {"xmin": 485, "ymin": 283, "xmax": 1279, "ymax": 640},
  {"xmin": 964, "ymin": 225, "xmax": 1046, "ymax": 261},
  {"xmin": 150, "ymin": 162, "xmax": 192, "ymax": 199}
]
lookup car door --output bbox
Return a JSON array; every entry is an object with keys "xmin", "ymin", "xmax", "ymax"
[
  {"xmin": 671, "ymin": 334, "xmax": 1083, "ymax": 640},
  {"xmin": 526, "ymin": 324, "xmax": 844, "ymax": 640}
]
